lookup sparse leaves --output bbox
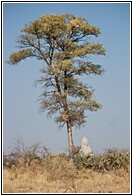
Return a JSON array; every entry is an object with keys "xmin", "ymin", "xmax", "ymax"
[{"xmin": 7, "ymin": 14, "xmax": 106, "ymax": 156}]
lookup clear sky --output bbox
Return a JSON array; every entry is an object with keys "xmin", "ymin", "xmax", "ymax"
[{"xmin": 3, "ymin": 2, "xmax": 130, "ymax": 154}]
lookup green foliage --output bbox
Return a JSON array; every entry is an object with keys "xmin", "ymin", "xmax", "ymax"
[
  {"xmin": 73, "ymin": 148, "xmax": 130, "ymax": 172},
  {"xmin": 101, "ymin": 148, "xmax": 130, "ymax": 171},
  {"xmin": 73, "ymin": 153, "xmax": 91, "ymax": 169}
]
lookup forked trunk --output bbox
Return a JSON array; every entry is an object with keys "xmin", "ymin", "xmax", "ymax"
[{"xmin": 67, "ymin": 120, "xmax": 74, "ymax": 158}]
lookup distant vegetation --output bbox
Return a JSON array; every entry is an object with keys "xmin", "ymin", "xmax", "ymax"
[{"xmin": 3, "ymin": 138, "xmax": 130, "ymax": 193}]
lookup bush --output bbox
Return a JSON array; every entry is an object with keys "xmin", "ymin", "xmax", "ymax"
[
  {"xmin": 73, "ymin": 148, "xmax": 130, "ymax": 172},
  {"xmin": 3, "ymin": 138, "xmax": 130, "ymax": 174},
  {"xmin": 3, "ymin": 136, "xmax": 51, "ymax": 168},
  {"xmin": 3, "ymin": 153, "xmax": 19, "ymax": 168},
  {"xmin": 102, "ymin": 148, "xmax": 130, "ymax": 171}
]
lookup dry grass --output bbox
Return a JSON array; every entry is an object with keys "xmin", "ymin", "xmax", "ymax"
[{"xmin": 3, "ymin": 156, "xmax": 130, "ymax": 194}]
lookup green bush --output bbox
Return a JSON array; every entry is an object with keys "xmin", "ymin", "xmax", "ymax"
[{"xmin": 73, "ymin": 148, "xmax": 130, "ymax": 172}]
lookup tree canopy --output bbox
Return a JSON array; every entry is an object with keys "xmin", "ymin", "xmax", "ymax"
[{"xmin": 7, "ymin": 14, "xmax": 106, "ymax": 156}]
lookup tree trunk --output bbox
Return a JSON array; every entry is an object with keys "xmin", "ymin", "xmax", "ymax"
[
  {"xmin": 62, "ymin": 95, "xmax": 74, "ymax": 157},
  {"xmin": 67, "ymin": 120, "xmax": 74, "ymax": 158}
]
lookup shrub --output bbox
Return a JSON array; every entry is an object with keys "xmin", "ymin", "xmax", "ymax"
[
  {"xmin": 3, "ymin": 136, "xmax": 51, "ymax": 168},
  {"xmin": 102, "ymin": 148, "xmax": 130, "ymax": 171},
  {"xmin": 3, "ymin": 137, "xmax": 130, "ymax": 174},
  {"xmin": 73, "ymin": 148, "xmax": 130, "ymax": 172},
  {"xmin": 3, "ymin": 153, "xmax": 19, "ymax": 168}
]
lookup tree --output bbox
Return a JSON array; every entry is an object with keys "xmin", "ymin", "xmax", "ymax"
[{"xmin": 7, "ymin": 14, "xmax": 106, "ymax": 157}]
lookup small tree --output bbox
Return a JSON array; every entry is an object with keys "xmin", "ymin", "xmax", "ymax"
[{"xmin": 7, "ymin": 14, "xmax": 106, "ymax": 157}]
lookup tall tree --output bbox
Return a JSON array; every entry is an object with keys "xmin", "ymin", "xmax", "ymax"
[{"xmin": 7, "ymin": 14, "xmax": 106, "ymax": 157}]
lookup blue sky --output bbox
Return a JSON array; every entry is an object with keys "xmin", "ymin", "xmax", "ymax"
[{"xmin": 3, "ymin": 2, "xmax": 130, "ymax": 154}]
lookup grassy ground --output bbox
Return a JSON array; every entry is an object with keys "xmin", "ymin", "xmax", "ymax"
[{"xmin": 3, "ymin": 155, "xmax": 130, "ymax": 193}]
